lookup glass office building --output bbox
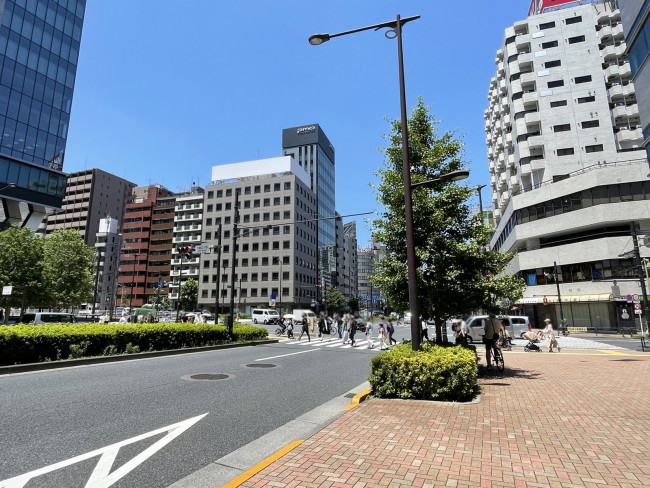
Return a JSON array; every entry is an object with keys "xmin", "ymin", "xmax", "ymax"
[
  {"xmin": 282, "ymin": 124, "xmax": 337, "ymax": 290},
  {"xmin": 0, "ymin": 0, "xmax": 86, "ymax": 227}
]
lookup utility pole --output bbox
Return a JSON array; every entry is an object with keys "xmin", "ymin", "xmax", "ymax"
[
  {"xmin": 213, "ymin": 224, "xmax": 222, "ymax": 319},
  {"xmin": 175, "ymin": 249, "xmax": 184, "ymax": 323},
  {"xmin": 92, "ymin": 249, "xmax": 101, "ymax": 321},
  {"xmin": 630, "ymin": 221, "xmax": 650, "ymax": 335},
  {"xmin": 228, "ymin": 190, "xmax": 240, "ymax": 335},
  {"xmin": 553, "ymin": 261, "xmax": 566, "ymax": 333}
]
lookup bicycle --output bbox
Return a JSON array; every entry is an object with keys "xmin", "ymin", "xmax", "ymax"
[{"xmin": 491, "ymin": 345, "xmax": 505, "ymax": 373}]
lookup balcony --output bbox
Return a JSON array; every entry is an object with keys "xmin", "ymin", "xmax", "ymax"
[
  {"xmin": 523, "ymin": 91, "xmax": 538, "ymax": 104},
  {"xmin": 174, "ymin": 213, "xmax": 202, "ymax": 222},
  {"xmin": 170, "ymin": 267, "xmax": 199, "ymax": 277},
  {"xmin": 617, "ymin": 127, "xmax": 643, "ymax": 145},
  {"xmin": 527, "ymin": 134, "xmax": 543, "ymax": 148},
  {"xmin": 497, "ymin": 153, "xmax": 506, "ymax": 170},
  {"xmin": 602, "ymin": 43, "xmax": 625, "ymax": 62},
  {"xmin": 524, "ymin": 111, "xmax": 541, "ymax": 124},
  {"xmin": 508, "ymin": 154, "xmax": 515, "ymax": 168},
  {"xmin": 173, "ymin": 224, "xmax": 202, "ymax": 233},
  {"xmin": 505, "ymin": 132, "xmax": 513, "ymax": 147},
  {"xmin": 515, "ymin": 34, "xmax": 531, "ymax": 50},
  {"xmin": 498, "ymin": 173, "xmax": 508, "ymax": 189},
  {"xmin": 605, "ymin": 64, "xmax": 620, "ymax": 80},
  {"xmin": 172, "ymin": 235, "xmax": 201, "ymax": 244},
  {"xmin": 510, "ymin": 175, "xmax": 520, "ymax": 191},
  {"xmin": 612, "ymin": 103, "xmax": 639, "ymax": 120},
  {"xmin": 171, "ymin": 256, "xmax": 200, "ymax": 266}
]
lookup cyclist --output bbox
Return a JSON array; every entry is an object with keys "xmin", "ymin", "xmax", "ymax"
[{"xmin": 483, "ymin": 314, "xmax": 501, "ymax": 368}]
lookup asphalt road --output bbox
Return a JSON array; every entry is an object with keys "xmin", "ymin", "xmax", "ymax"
[{"xmin": 0, "ymin": 338, "xmax": 384, "ymax": 488}]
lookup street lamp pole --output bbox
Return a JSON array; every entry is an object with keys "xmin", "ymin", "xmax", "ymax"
[{"xmin": 309, "ymin": 14, "xmax": 422, "ymax": 349}]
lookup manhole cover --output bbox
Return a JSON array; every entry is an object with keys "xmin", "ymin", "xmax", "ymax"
[
  {"xmin": 246, "ymin": 363, "xmax": 277, "ymax": 368},
  {"xmin": 189, "ymin": 374, "xmax": 230, "ymax": 380}
]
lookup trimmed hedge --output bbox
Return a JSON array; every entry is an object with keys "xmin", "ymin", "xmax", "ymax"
[
  {"xmin": 0, "ymin": 322, "xmax": 268, "ymax": 366},
  {"xmin": 368, "ymin": 342, "xmax": 478, "ymax": 402}
]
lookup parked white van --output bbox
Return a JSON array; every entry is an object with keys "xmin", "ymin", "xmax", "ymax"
[
  {"xmin": 463, "ymin": 315, "xmax": 515, "ymax": 343},
  {"xmin": 251, "ymin": 309, "xmax": 280, "ymax": 324},
  {"xmin": 19, "ymin": 312, "xmax": 76, "ymax": 325}
]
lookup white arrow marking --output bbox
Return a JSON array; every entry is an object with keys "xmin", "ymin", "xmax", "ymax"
[{"xmin": 0, "ymin": 413, "xmax": 208, "ymax": 488}]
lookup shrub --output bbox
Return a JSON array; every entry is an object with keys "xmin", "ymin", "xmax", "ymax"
[
  {"xmin": 0, "ymin": 322, "xmax": 268, "ymax": 365},
  {"xmin": 368, "ymin": 342, "xmax": 478, "ymax": 402}
]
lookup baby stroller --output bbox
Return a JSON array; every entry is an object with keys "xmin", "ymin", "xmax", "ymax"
[{"xmin": 523, "ymin": 331, "xmax": 543, "ymax": 352}]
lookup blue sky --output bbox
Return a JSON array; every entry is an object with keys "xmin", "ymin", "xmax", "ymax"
[{"xmin": 64, "ymin": 0, "xmax": 530, "ymax": 246}]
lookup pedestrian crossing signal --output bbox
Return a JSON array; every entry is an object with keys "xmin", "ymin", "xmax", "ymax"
[{"xmin": 543, "ymin": 297, "xmax": 548, "ymax": 305}]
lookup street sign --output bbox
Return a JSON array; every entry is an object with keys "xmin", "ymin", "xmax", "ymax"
[
  {"xmin": 634, "ymin": 303, "xmax": 642, "ymax": 310},
  {"xmin": 270, "ymin": 294, "xmax": 277, "ymax": 300},
  {"xmin": 633, "ymin": 294, "xmax": 640, "ymax": 302},
  {"xmin": 635, "ymin": 309, "xmax": 642, "ymax": 315},
  {"xmin": 2, "ymin": 286, "xmax": 12, "ymax": 296},
  {"xmin": 626, "ymin": 294, "xmax": 633, "ymax": 303},
  {"xmin": 194, "ymin": 244, "xmax": 210, "ymax": 253}
]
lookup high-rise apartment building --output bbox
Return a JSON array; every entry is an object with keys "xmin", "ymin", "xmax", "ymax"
[
  {"xmin": 169, "ymin": 187, "xmax": 203, "ymax": 307},
  {"xmin": 146, "ymin": 193, "xmax": 175, "ymax": 307},
  {"xmin": 282, "ymin": 124, "xmax": 337, "ymax": 290},
  {"xmin": 357, "ymin": 243, "xmax": 386, "ymax": 315},
  {"xmin": 117, "ymin": 185, "xmax": 173, "ymax": 308},
  {"xmin": 0, "ymin": 0, "xmax": 86, "ymax": 230},
  {"xmin": 620, "ymin": 0, "xmax": 650, "ymax": 161},
  {"xmin": 342, "ymin": 221, "xmax": 358, "ymax": 300},
  {"xmin": 43, "ymin": 168, "xmax": 135, "ymax": 244},
  {"xmin": 197, "ymin": 156, "xmax": 318, "ymax": 315},
  {"xmin": 486, "ymin": 1, "xmax": 649, "ymax": 331},
  {"xmin": 94, "ymin": 216, "xmax": 122, "ymax": 311}
]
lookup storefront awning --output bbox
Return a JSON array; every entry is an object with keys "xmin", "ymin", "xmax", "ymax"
[{"xmin": 516, "ymin": 294, "xmax": 615, "ymax": 305}]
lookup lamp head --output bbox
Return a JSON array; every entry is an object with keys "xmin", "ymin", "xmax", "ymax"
[
  {"xmin": 308, "ymin": 34, "xmax": 330, "ymax": 45},
  {"xmin": 444, "ymin": 170, "xmax": 470, "ymax": 182}
]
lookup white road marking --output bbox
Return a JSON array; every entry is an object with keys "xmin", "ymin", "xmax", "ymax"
[
  {"xmin": 255, "ymin": 349, "xmax": 320, "ymax": 361},
  {"xmin": 0, "ymin": 413, "xmax": 208, "ymax": 488}
]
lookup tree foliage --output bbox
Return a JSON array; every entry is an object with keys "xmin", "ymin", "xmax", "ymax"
[
  {"xmin": 0, "ymin": 225, "xmax": 44, "ymax": 319},
  {"xmin": 41, "ymin": 229, "xmax": 94, "ymax": 309},
  {"xmin": 370, "ymin": 97, "xmax": 525, "ymax": 341},
  {"xmin": 179, "ymin": 278, "xmax": 198, "ymax": 311},
  {"xmin": 348, "ymin": 295, "xmax": 364, "ymax": 313},
  {"xmin": 325, "ymin": 285, "xmax": 347, "ymax": 313}
]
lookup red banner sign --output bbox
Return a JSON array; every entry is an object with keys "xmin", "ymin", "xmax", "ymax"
[{"xmin": 528, "ymin": 0, "xmax": 579, "ymax": 16}]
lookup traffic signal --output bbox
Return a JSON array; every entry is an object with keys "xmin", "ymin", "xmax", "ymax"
[
  {"xmin": 185, "ymin": 246, "xmax": 193, "ymax": 258},
  {"xmin": 317, "ymin": 284, "xmax": 323, "ymax": 289}
]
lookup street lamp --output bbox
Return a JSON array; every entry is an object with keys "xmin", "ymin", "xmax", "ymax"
[
  {"xmin": 310, "ymin": 14, "xmax": 423, "ymax": 348},
  {"xmin": 475, "ymin": 184, "xmax": 487, "ymax": 219}
]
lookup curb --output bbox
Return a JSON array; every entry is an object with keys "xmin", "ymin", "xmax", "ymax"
[
  {"xmin": 343, "ymin": 387, "xmax": 372, "ymax": 410},
  {"xmin": 0, "ymin": 339, "xmax": 279, "ymax": 375}
]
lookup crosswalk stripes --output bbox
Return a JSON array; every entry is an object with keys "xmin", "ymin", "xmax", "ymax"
[{"xmin": 281, "ymin": 336, "xmax": 392, "ymax": 352}]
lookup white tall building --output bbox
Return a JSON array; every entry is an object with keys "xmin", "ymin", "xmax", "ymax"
[
  {"xmin": 486, "ymin": 1, "xmax": 650, "ymax": 330},
  {"xmin": 94, "ymin": 216, "xmax": 122, "ymax": 312}
]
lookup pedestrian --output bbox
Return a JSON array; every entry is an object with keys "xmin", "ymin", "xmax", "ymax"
[
  {"xmin": 378, "ymin": 322, "xmax": 389, "ymax": 350},
  {"xmin": 484, "ymin": 314, "xmax": 500, "ymax": 368},
  {"xmin": 342, "ymin": 316, "xmax": 350, "ymax": 344},
  {"xmin": 118, "ymin": 314, "xmax": 128, "ymax": 324},
  {"xmin": 387, "ymin": 319, "xmax": 397, "ymax": 345},
  {"xmin": 543, "ymin": 318, "xmax": 560, "ymax": 352},
  {"xmin": 299, "ymin": 316, "xmax": 311, "ymax": 342},
  {"xmin": 349, "ymin": 319, "xmax": 357, "ymax": 347},
  {"xmin": 421, "ymin": 319, "xmax": 429, "ymax": 342},
  {"xmin": 456, "ymin": 318, "xmax": 469, "ymax": 346},
  {"xmin": 366, "ymin": 320, "xmax": 374, "ymax": 348},
  {"xmin": 318, "ymin": 313, "xmax": 327, "ymax": 341}
]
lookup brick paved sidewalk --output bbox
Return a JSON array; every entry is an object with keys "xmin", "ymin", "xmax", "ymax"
[{"xmin": 240, "ymin": 350, "xmax": 650, "ymax": 488}]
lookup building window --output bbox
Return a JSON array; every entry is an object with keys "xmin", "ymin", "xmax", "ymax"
[
  {"xmin": 207, "ymin": 191, "xmax": 214, "ymax": 198},
  {"xmin": 264, "ymin": 198, "xmax": 270, "ymax": 206},
  {"xmin": 244, "ymin": 186, "xmax": 251, "ymax": 195},
  {"xmin": 565, "ymin": 16, "xmax": 582, "ymax": 25},
  {"xmin": 568, "ymin": 35, "xmax": 585, "ymax": 44},
  {"xmin": 252, "ymin": 243, "xmax": 259, "ymax": 251},
  {"xmin": 254, "ymin": 185, "xmax": 261, "ymax": 194},
  {"xmin": 262, "ymin": 257, "xmax": 269, "ymax": 266},
  {"xmin": 550, "ymin": 100, "xmax": 567, "ymax": 107},
  {"xmin": 274, "ymin": 183, "xmax": 280, "ymax": 191},
  {"xmin": 262, "ymin": 227, "xmax": 270, "ymax": 236},
  {"xmin": 273, "ymin": 197, "xmax": 280, "ymax": 205},
  {"xmin": 263, "ymin": 213, "xmax": 270, "ymax": 221},
  {"xmin": 574, "ymin": 75, "xmax": 592, "ymax": 84},
  {"xmin": 283, "ymin": 240, "xmax": 290, "ymax": 249},
  {"xmin": 585, "ymin": 144, "xmax": 603, "ymax": 153},
  {"xmin": 557, "ymin": 147, "xmax": 575, "ymax": 156},
  {"xmin": 225, "ymin": 217, "xmax": 231, "ymax": 224},
  {"xmin": 264, "ymin": 184, "xmax": 271, "ymax": 192},
  {"xmin": 226, "ymin": 189, "xmax": 232, "ymax": 197},
  {"xmin": 284, "ymin": 182, "xmax": 291, "ymax": 190},
  {"xmin": 205, "ymin": 232, "xmax": 211, "ymax": 240},
  {"xmin": 224, "ymin": 230, "xmax": 230, "ymax": 238},
  {"xmin": 545, "ymin": 59, "xmax": 561, "ymax": 68},
  {"xmin": 577, "ymin": 95, "xmax": 595, "ymax": 104},
  {"xmin": 542, "ymin": 40, "xmax": 558, "ymax": 49},
  {"xmin": 225, "ymin": 202, "xmax": 231, "ymax": 210},
  {"xmin": 273, "ymin": 212, "xmax": 280, "ymax": 220},
  {"xmin": 244, "ymin": 200, "xmax": 251, "ymax": 208},
  {"xmin": 272, "ymin": 241, "xmax": 279, "ymax": 250},
  {"xmin": 262, "ymin": 242, "xmax": 269, "ymax": 251},
  {"xmin": 547, "ymin": 79, "xmax": 564, "ymax": 88},
  {"xmin": 283, "ymin": 196, "xmax": 290, "ymax": 204},
  {"xmin": 539, "ymin": 21, "xmax": 555, "ymax": 30},
  {"xmin": 243, "ymin": 214, "xmax": 250, "ymax": 223},
  {"xmin": 581, "ymin": 120, "xmax": 599, "ymax": 129},
  {"xmin": 283, "ymin": 211, "xmax": 290, "ymax": 219},
  {"xmin": 553, "ymin": 124, "xmax": 571, "ymax": 132},
  {"xmin": 216, "ymin": 203, "xmax": 222, "ymax": 211},
  {"xmin": 262, "ymin": 272, "xmax": 269, "ymax": 281},
  {"xmin": 283, "ymin": 256, "xmax": 290, "ymax": 265},
  {"xmin": 206, "ymin": 218, "xmax": 212, "ymax": 226},
  {"xmin": 252, "ymin": 258, "xmax": 258, "ymax": 266},
  {"xmin": 284, "ymin": 226, "xmax": 291, "ymax": 234}
]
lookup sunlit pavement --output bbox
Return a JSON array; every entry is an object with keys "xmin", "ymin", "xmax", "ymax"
[{"xmin": 239, "ymin": 347, "xmax": 650, "ymax": 488}]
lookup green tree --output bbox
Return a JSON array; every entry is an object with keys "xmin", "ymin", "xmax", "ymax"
[
  {"xmin": 348, "ymin": 295, "xmax": 364, "ymax": 313},
  {"xmin": 161, "ymin": 296, "xmax": 171, "ymax": 311},
  {"xmin": 371, "ymin": 97, "xmax": 525, "ymax": 342},
  {"xmin": 179, "ymin": 278, "xmax": 198, "ymax": 311},
  {"xmin": 42, "ymin": 229, "xmax": 94, "ymax": 309},
  {"xmin": 0, "ymin": 225, "xmax": 44, "ymax": 321},
  {"xmin": 325, "ymin": 285, "xmax": 347, "ymax": 313}
]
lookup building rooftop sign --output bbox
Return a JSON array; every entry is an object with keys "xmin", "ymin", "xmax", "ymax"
[{"xmin": 528, "ymin": 0, "xmax": 595, "ymax": 16}]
